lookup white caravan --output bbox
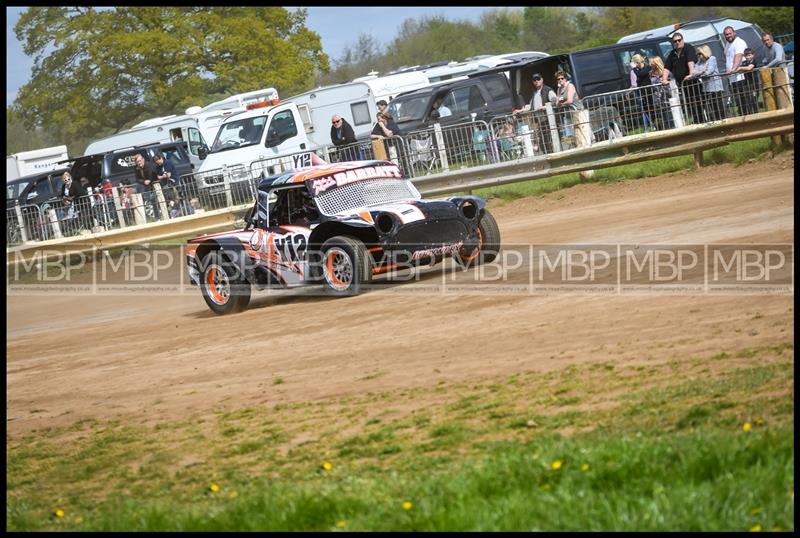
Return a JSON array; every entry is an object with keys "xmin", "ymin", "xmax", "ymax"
[
  {"xmin": 6, "ymin": 145, "xmax": 69, "ymax": 183},
  {"xmin": 352, "ymin": 70, "xmax": 432, "ymax": 105},
  {"xmin": 83, "ymin": 88, "xmax": 280, "ymax": 168},
  {"xmin": 285, "ymin": 82, "xmax": 379, "ymax": 147}
]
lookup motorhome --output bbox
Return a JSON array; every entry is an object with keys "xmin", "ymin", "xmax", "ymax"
[
  {"xmin": 352, "ymin": 71, "xmax": 432, "ymax": 105},
  {"xmin": 6, "ymin": 145, "xmax": 69, "ymax": 183},
  {"xmin": 83, "ymin": 88, "xmax": 280, "ymax": 169},
  {"xmin": 284, "ymin": 81, "xmax": 379, "ymax": 147}
]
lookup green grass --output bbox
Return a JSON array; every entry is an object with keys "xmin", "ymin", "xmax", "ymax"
[
  {"xmin": 475, "ymin": 137, "xmax": 788, "ymax": 201},
  {"xmin": 6, "ymin": 342, "xmax": 794, "ymax": 531}
]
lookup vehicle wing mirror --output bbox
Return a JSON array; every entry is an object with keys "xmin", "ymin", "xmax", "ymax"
[
  {"xmin": 265, "ymin": 132, "xmax": 280, "ymax": 148},
  {"xmin": 27, "ymin": 191, "xmax": 38, "ymax": 201},
  {"xmin": 198, "ymin": 145, "xmax": 208, "ymax": 160}
]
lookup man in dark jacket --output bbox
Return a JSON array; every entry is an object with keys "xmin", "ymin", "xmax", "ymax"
[
  {"xmin": 134, "ymin": 153, "xmax": 161, "ymax": 219},
  {"xmin": 665, "ymin": 32, "xmax": 702, "ymax": 123},
  {"xmin": 330, "ymin": 115, "xmax": 360, "ymax": 161}
]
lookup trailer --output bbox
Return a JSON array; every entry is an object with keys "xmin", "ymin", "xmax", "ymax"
[
  {"xmin": 284, "ymin": 81, "xmax": 379, "ymax": 147},
  {"xmin": 6, "ymin": 145, "xmax": 69, "ymax": 183}
]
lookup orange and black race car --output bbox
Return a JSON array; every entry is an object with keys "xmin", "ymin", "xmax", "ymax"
[{"xmin": 186, "ymin": 160, "xmax": 501, "ymax": 314}]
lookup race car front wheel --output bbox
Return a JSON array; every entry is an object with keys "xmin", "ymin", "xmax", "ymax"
[
  {"xmin": 320, "ymin": 236, "xmax": 372, "ymax": 296},
  {"xmin": 200, "ymin": 250, "xmax": 251, "ymax": 315},
  {"xmin": 459, "ymin": 208, "xmax": 501, "ymax": 268}
]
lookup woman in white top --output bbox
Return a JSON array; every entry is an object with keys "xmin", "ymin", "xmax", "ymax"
[{"xmin": 689, "ymin": 45, "xmax": 725, "ymax": 122}]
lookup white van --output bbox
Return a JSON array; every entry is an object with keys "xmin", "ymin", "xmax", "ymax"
[
  {"xmin": 285, "ymin": 81, "xmax": 379, "ymax": 147},
  {"xmin": 195, "ymin": 100, "xmax": 314, "ymax": 201}
]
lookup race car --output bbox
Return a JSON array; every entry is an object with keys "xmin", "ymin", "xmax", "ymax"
[{"xmin": 186, "ymin": 160, "xmax": 501, "ymax": 314}]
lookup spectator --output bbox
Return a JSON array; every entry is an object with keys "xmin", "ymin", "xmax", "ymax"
[
  {"xmin": 723, "ymin": 25, "xmax": 749, "ymax": 116},
  {"xmin": 629, "ymin": 54, "xmax": 654, "ymax": 132},
  {"xmin": 371, "ymin": 111, "xmax": 403, "ymax": 164},
  {"xmin": 554, "ymin": 70, "xmax": 582, "ymax": 147},
  {"xmin": 519, "ymin": 73, "xmax": 557, "ymax": 152},
  {"xmin": 665, "ymin": 31, "xmax": 702, "ymax": 123},
  {"xmin": 133, "ymin": 153, "xmax": 161, "ymax": 220},
  {"xmin": 376, "ymin": 99, "xmax": 388, "ymax": 114},
  {"xmin": 689, "ymin": 45, "xmax": 725, "ymax": 122},
  {"xmin": 330, "ymin": 115, "xmax": 360, "ymax": 162},
  {"xmin": 154, "ymin": 152, "xmax": 184, "ymax": 218},
  {"xmin": 432, "ymin": 96, "xmax": 452, "ymax": 118},
  {"xmin": 648, "ymin": 57, "xmax": 675, "ymax": 130},
  {"xmin": 736, "ymin": 47, "xmax": 761, "ymax": 116},
  {"xmin": 77, "ymin": 176, "xmax": 94, "ymax": 231},
  {"xmin": 59, "ymin": 171, "xmax": 80, "ymax": 233},
  {"xmin": 761, "ymin": 33, "xmax": 786, "ymax": 68}
]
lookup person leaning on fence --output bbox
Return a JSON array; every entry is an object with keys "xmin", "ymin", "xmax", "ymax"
[
  {"xmin": 647, "ymin": 57, "xmax": 675, "ymax": 131},
  {"xmin": 154, "ymin": 152, "xmax": 184, "ymax": 218},
  {"xmin": 371, "ymin": 111, "xmax": 403, "ymax": 163},
  {"xmin": 59, "ymin": 171, "xmax": 81, "ymax": 233},
  {"xmin": 689, "ymin": 45, "xmax": 725, "ymax": 122},
  {"xmin": 133, "ymin": 153, "xmax": 162, "ymax": 220},
  {"xmin": 723, "ymin": 26, "xmax": 749, "ymax": 117},
  {"xmin": 665, "ymin": 32, "xmax": 702, "ymax": 124},
  {"xmin": 629, "ymin": 54, "xmax": 654, "ymax": 132},
  {"xmin": 330, "ymin": 115, "xmax": 361, "ymax": 162},
  {"xmin": 519, "ymin": 73, "xmax": 557, "ymax": 152},
  {"xmin": 735, "ymin": 47, "xmax": 760, "ymax": 116},
  {"xmin": 761, "ymin": 33, "xmax": 786, "ymax": 68},
  {"xmin": 554, "ymin": 70, "xmax": 582, "ymax": 148}
]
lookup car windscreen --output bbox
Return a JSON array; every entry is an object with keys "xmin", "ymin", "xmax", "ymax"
[
  {"xmin": 210, "ymin": 116, "xmax": 268, "ymax": 153},
  {"xmin": 387, "ymin": 94, "xmax": 431, "ymax": 123}
]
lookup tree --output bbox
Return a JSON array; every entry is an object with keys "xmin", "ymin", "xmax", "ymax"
[
  {"xmin": 742, "ymin": 7, "xmax": 795, "ymax": 36},
  {"xmin": 12, "ymin": 7, "xmax": 329, "ymax": 147}
]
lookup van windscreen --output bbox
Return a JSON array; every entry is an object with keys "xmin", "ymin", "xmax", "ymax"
[{"xmin": 388, "ymin": 95, "xmax": 429, "ymax": 123}]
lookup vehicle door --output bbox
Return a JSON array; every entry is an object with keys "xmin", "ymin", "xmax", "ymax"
[
  {"xmin": 437, "ymin": 82, "xmax": 489, "ymax": 124},
  {"xmin": 263, "ymin": 108, "xmax": 315, "ymax": 172}
]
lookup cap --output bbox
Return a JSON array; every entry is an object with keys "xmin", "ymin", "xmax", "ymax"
[{"xmin": 532, "ymin": 73, "xmax": 543, "ymax": 80}]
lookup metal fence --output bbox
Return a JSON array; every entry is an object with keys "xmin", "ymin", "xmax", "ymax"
[{"xmin": 7, "ymin": 66, "xmax": 793, "ymax": 248}]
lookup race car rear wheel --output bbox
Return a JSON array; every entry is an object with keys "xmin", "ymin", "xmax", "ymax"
[
  {"xmin": 321, "ymin": 236, "xmax": 372, "ymax": 296},
  {"xmin": 200, "ymin": 250, "xmax": 251, "ymax": 315},
  {"xmin": 459, "ymin": 208, "xmax": 501, "ymax": 268}
]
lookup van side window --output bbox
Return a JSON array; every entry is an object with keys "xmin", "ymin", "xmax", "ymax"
[
  {"xmin": 265, "ymin": 110, "xmax": 298, "ymax": 147},
  {"xmin": 448, "ymin": 86, "xmax": 479, "ymax": 115},
  {"xmin": 187, "ymin": 128, "xmax": 204, "ymax": 155},
  {"xmin": 483, "ymin": 75, "xmax": 511, "ymax": 101},
  {"xmin": 572, "ymin": 50, "xmax": 618, "ymax": 87},
  {"xmin": 350, "ymin": 101, "xmax": 371, "ymax": 126}
]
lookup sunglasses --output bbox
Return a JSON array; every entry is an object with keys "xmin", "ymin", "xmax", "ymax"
[
  {"xmin": 673, "ymin": 38, "xmax": 682, "ymax": 43},
  {"xmin": 332, "ymin": 119, "xmax": 341, "ymax": 124}
]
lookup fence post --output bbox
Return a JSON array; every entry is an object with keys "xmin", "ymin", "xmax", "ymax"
[
  {"xmin": 575, "ymin": 108, "xmax": 594, "ymax": 180},
  {"xmin": 112, "ymin": 185, "xmax": 127, "ymax": 228},
  {"xmin": 433, "ymin": 123, "xmax": 449, "ymax": 172},
  {"xmin": 760, "ymin": 68, "xmax": 781, "ymax": 145},
  {"xmin": 152, "ymin": 182, "xmax": 169, "ymax": 220},
  {"xmin": 544, "ymin": 103, "xmax": 562, "ymax": 153},
  {"xmin": 47, "ymin": 207, "xmax": 63, "ymax": 239},
  {"xmin": 669, "ymin": 82, "xmax": 685, "ymax": 129},
  {"xmin": 222, "ymin": 165, "xmax": 233, "ymax": 208},
  {"xmin": 14, "ymin": 202, "xmax": 28, "ymax": 243},
  {"xmin": 132, "ymin": 192, "xmax": 146, "ymax": 226},
  {"xmin": 772, "ymin": 66, "xmax": 793, "ymax": 145}
]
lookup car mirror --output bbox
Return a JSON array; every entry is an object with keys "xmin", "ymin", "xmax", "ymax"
[
  {"xmin": 27, "ymin": 191, "xmax": 38, "ymax": 201},
  {"xmin": 265, "ymin": 133, "xmax": 281, "ymax": 148},
  {"xmin": 198, "ymin": 145, "xmax": 208, "ymax": 160}
]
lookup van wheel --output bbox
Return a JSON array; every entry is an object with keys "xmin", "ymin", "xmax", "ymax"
[
  {"xmin": 320, "ymin": 236, "xmax": 372, "ymax": 296},
  {"xmin": 200, "ymin": 250, "xmax": 251, "ymax": 314}
]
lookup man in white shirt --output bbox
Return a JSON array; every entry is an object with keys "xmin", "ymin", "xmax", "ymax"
[
  {"xmin": 761, "ymin": 33, "xmax": 786, "ymax": 67},
  {"xmin": 723, "ymin": 26, "xmax": 749, "ymax": 116}
]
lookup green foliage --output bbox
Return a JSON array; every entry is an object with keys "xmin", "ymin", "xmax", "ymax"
[
  {"xmin": 12, "ymin": 7, "xmax": 329, "ymax": 148},
  {"xmin": 741, "ymin": 7, "xmax": 795, "ymax": 36}
]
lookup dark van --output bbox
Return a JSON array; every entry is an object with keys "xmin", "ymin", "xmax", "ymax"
[
  {"xmin": 64, "ymin": 140, "xmax": 193, "ymax": 190},
  {"xmin": 386, "ymin": 72, "xmax": 516, "ymax": 133},
  {"xmin": 6, "ymin": 167, "xmax": 70, "ymax": 211}
]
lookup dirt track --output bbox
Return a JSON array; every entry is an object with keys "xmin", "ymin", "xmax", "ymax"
[{"xmin": 6, "ymin": 153, "xmax": 795, "ymax": 437}]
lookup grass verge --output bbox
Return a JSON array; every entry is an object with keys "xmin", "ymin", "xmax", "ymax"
[{"xmin": 6, "ymin": 341, "xmax": 793, "ymax": 531}]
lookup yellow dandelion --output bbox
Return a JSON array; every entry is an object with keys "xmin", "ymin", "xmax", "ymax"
[
  {"xmin": 336, "ymin": 520, "xmax": 347, "ymax": 528},
  {"xmin": 402, "ymin": 501, "xmax": 413, "ymax": 510},
  {"xmin": 73, "ymin": 516, "xmax": 83, "ymax": 525},
  {"xmin": 228, "ymin": 491, "xmax": 239, "ymax": 499},
  {"xmin": 323, "ymin": 462, "xmax": 333, "ymax": 471},
  {"xmin": 580, "ymin": 463, "xmax": 590, "ymax": 472},
  {"xmin": 750, "ymin": 524, "xmax": 762, "ymax": 532},
  {"xmin": 209, "ymin": 483, "xmax": 220, "ymax": 492},
  {"xmin": 742, "ymin": 422, "xmax": 753, "ymax": 432},
  {"xmin": 551, "ymin": 459, "xmax": 563, "ymax": 471},
  {"xmin": 54, "ymin": 508, "xmax": 65, "ymax": 518}
]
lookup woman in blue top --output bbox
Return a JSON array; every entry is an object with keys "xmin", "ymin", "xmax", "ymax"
[{"xmin": 689, "ymin": 45, "xmax": 725, "ymax": 122}]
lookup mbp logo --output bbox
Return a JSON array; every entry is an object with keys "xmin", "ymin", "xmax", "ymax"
[
  {"xmin": 622, "ymin": 245, "xmax": 704, "ymax": 289},
  {"xmin": 708, "ymin": 245, "xmax": 793, "ymax": 292},
  {"xmin": 532, "ymin": 245, "xmax": 616, "ymax": 287}
]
